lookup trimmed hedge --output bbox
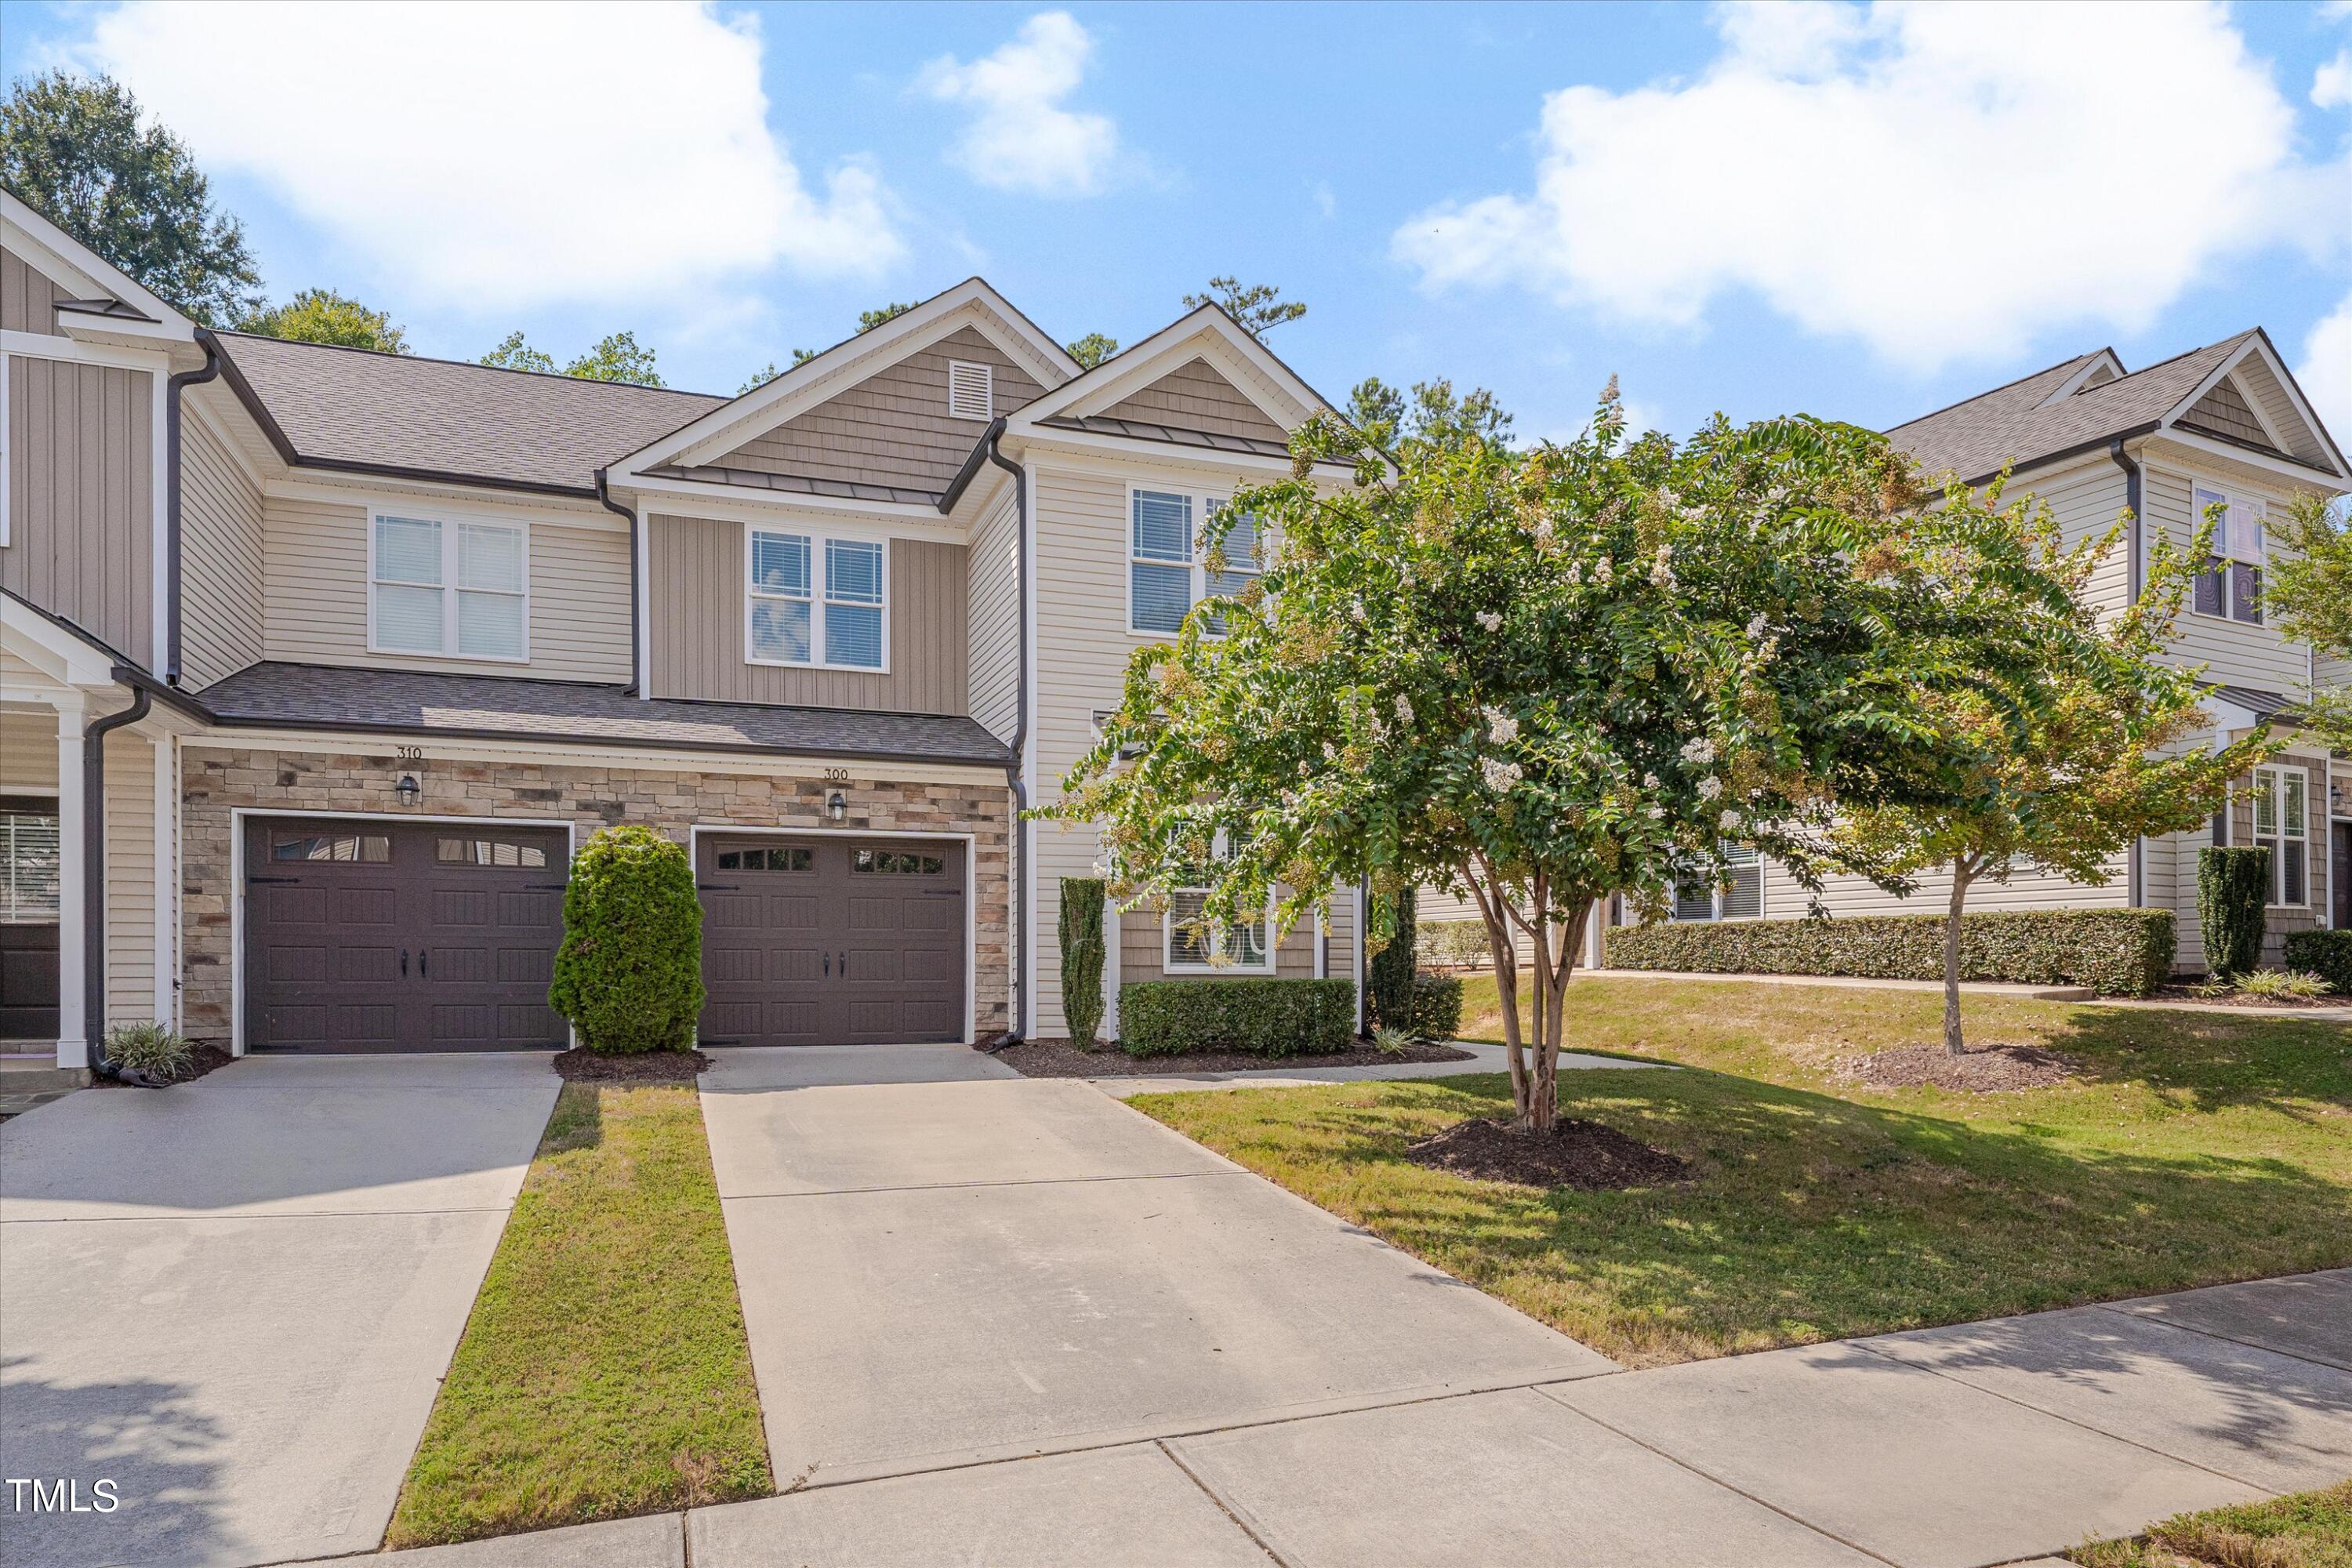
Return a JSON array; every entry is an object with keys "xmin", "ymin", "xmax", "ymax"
[
  {"xmin": 1602, "ymin": 908, "xmax": 2173, "ymax": 997},
  {"xmin": 1120, "ymin": 978, "xmax": 1357, "ymax": 1058},
  {"xmin": 1411, "ymin": 974, "xmax": 1464, "ymax": 1040},
  {"xmin": 2198, "ymin": 847, "xmax": 2270, "ymax": 980},
  {"xmin": 1059, "ymin": 878, "xmax": 1108, "ymax": 1050},
  {"xmin": 548, "ymin": 825, "xmax": 704, "ymax": 1053},
  {"xmin": 2283, "ymin": 930, "xmax": 2352, "ymax": 994}
]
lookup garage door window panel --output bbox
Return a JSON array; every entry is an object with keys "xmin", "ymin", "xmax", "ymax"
[
  {"xmin": 274, "ymin": 832, "xmax": 390, "ymax": 863},
  {"xmin": 437, "ymin": 836, "xmax": 549, "ymax": 868}
]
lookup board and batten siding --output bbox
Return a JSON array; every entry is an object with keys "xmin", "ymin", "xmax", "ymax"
[
  {"xmin": 2, "ymin": 353, "xmax": 154, "ymax": 666},
  {"xmin": 1, "ymin": 247, "xmax": 69, "ymax": 336},
  {"xmin": 261, "ymin": 495, "xmax": 630, "ymax": 682},
  {"xmin": 967, "ymin": 485, "xmax": 1019, "ymax": 742},
  {"xmin": 1100, "ymin": 358, "xmax": 1289, "ymax": 444},
  {"xmin": 706, "ymin": 326, "xmax": 1045, "ymax": 492},
  {"xmin": 645, "ymin": 513, "xmax": 967, "ymax": 713},
  {"xmin": 178, "ymin": 408, "xmax": 264, "ymax": 689}
]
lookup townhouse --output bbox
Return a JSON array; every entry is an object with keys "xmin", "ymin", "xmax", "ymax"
[{"xmin": 1, "ymin": 191, "xmax": 1360, "ymax": 1069}]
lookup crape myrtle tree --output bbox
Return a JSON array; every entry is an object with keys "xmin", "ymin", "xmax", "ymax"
[
  {"xmin": 1047, "ymin": 383, "xmax": 2068, "ymax": 1133},
  {"xmin": 2266, "ymin": 493, "xmax": 2352, "ymax": 747},
  {"xmin": 1832, "ymin": 481, "xmax": 2280, "ymax": 1054}
]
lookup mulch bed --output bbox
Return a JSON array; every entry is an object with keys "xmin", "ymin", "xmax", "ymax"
[
  {"xmin": 990, "ymin": 1036, "xmax": 1475, "ymax": 1079},
  {"xmin": 551, "ymin": 1047, "xmax": 710, "ymax": 1083},
  {"xmin": 1838, "ymin": 1042, "xmax": 2079, "ymax": 1093},
  {"xmin": 1404, "ymin": 1116, "xmax": 1693, "ymax": 1191},
  {"xmin": 103, "ymin": 1044, "xmax": 235, "ymax": 1088},
  {"xmin": 2144, "ymin": 985, "xmax": 2342, "ymax": 1010}
]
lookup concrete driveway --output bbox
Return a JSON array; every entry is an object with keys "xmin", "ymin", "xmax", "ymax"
[{"xmin": 0, "ymin": 1054, "xmax": 557, "ymax": 1568}]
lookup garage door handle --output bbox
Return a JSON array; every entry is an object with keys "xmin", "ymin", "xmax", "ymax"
[
  {"xmin": 822, "ymin": 953, "xmax": 830, "ymax": 977},
  {"xmin": 419, "ymin": 949, "xmax": 428, "ymax": 978},
  {"xmin": 401, "ymin": 949, "xmax": 408, "ymax": 977},
  {"xmin": 839, "ymin": 951, "xmax": 848, "ymax": 978}
]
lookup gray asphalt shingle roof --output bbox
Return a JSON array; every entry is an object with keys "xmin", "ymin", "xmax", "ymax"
[
  {"xmin": 192, "ymin": 662, "xmax": 1011, "ymax": 766},
  {"xmin": 216, "ymin": 333, "xmax": 726, "ymax": 494},
  {"xmin": 1888, "ymin": 331, "xmax": 2258, "ymax": 483}
]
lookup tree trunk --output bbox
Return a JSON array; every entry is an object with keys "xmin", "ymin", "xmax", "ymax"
[
  {"xmin": 1943, "ymin": 860, "xmax": 1975, "ymax": 1057},
  {"xmin": 1465, "ymin": 878, "xmax": 1528, "ymax": 1121},
  {"xmin": 1465, "ymin": 870, "xmax": 1592, "ymax": 1135}
]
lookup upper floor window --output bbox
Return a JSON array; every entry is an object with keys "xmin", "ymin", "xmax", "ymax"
[
  {"xmin": 946, "ymin": 360, "xmax": 993, "ymax": 420},
  {"xmin": 746, "ymin": 529, "xmax": 887, "ymax": 671},
  {"xmin": 2251, "ymin": 765, "xmax": 2308, "ymax": 908},
  {"xmin": 1669, "ymin": 843, "xmax": 1763, "ymax": 922},
  {"xmin": 370, "ymin": 513, "xmax": 528, "ymax": 661},
  {"xmin": 2190, "ymin": 484, "xmax": 2263, "ymax": 625},
  {"xmin": 1129, "ymin": 488, "xmax": 1262, "ymax": 635}
]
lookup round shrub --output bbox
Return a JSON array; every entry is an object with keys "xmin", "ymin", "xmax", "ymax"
[
  {"xmin": 2197, "ymin": 847, "xmax": 2269, "ymax": 980},
  {"xmin": 548, "ymin": 826, "xmax": 704, "ymax": 1054},
  {"xmin": 1410, "ymin": 974, "xmax": 1464, "ymax": 1040}
]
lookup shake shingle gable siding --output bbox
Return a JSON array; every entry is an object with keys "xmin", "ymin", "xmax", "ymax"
[
  {"xmin": 191, "ymin": 662, "xmax": 1011, "ymax": 766},
  {"xmin": 215, "ymin": 333, "xmax": 726, "ymax": 495}
]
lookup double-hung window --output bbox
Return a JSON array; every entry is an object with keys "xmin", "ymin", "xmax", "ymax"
[
  {"xmin": 1670, "ymin": 843, "xmax": 1763, "ymax": 921},
  {"xmin": 1129, "ymin": 488, "xmax": 1262, "ymax": 635},
  {"xmin": 746, "ymin": 529, "xmax": 887, "ymax": 670},
  {"xmin": 2251, "ymin": 765, "xmax": 2309, "ymax": 907},
  {"xmin": 370, "ymin": 513, "xmax": 528, "ymax": 660},
  {"xmin": 2190, "ymin": 485, "xmax": 2264, "ymax": 624},
  {"xmin": 1163, "ymin": 837, "xmax": 1276, "ymax": 972}
]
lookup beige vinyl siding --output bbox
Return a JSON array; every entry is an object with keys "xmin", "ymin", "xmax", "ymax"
[
  {"xmin": 103, "ymin": 728, "xmax": 154, "ymax": 1023},
  {"xmin": 261, "ymin": 495, "xmax": 631, "ymax": 681},
  {"xmin": 1759, "ymin": 855, "xmax": 2130, "ymax": 922},
  {"xmin": 1100, "ymin": 358, "xmax": 1288, "ymax": 443},
  {"xmin": 2140, "ymin": 456, "xmax": 2308, "ymax": 692},
  {"xmin": 2006, "ymin": 459, "xmax": 2132, "ymax": 613},
  {"xmin": 1, "ymin": 247, "xmax": 69, "ymax": 335},
  {"xmin": 966, "ymin": 485, "xmax": 1019, "ymax": 741},
  {"xmin": 645, "ymin": 514, "xmax": 967, "ymax": 712},
  {"xmin": 706, "ymin": 326, "xmax": 1044, "ymax": 492},
  {"xmin": 178, "ymin": 409, "xmax": 264, "ymax": 688},
  {"xmin": 2, "ymin": 354, "xmax": 154, "ymax": 666},
  {"xmin": 0, "ymin": 704, "xmax": 59, "ymax": 790}
]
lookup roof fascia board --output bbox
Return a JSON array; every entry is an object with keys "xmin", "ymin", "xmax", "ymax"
[
  {"xmin": 1, "ymin": 586, "xmax": 131, "ymax": 687},
  {"xmin": 616, "ymin": 473, "xmax": 966, "ymax": 535},
  {"xmin": 1959, "ymin": 422, "xmax": 2163, "ymax": 488},
  {"xmin": 264, "ymin": 474, "xmax": 622, "ymax": 527},
  {"xmin": 2033, "ymin": 348, "xmax": 2125, "ymax": 408},
  {"xmin": 613, "ymin": 280, "xmax": 1076, "ymax": 477},
  {"xmin": 0, "ymin": 192, "xmax": 194, "ymax": 336},
  {"xmin": 1065, "ymin": 325, "xmax": 1311, "ymax": 430},
  {"xmin": 2164, "ymin": 337, "xmax": 2292, "ymax": 452},
  {"xmin": 193, "ymin": 714, "xmax": 1010, "ymax": 771},
  {"xmin": 1011, "ymin": 304, "xmax": 1334, "ymax": 434},
  {"xmin": 1010, "ymin": 426, "xmax": 1344, "ymax": 483},
  {"xmin": 2180, "ymin": 329, "xmax": 2350, "ymax": 481},
  {"xmin": 2143, "ymin": 427, "xmax": 2349, "ymax": 491}
]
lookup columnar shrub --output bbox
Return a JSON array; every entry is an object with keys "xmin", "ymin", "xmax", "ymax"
[
  {"xmin": 2197, "ymin": 847, "xmax": 2270, "ymax": 979},
  {"xmin": 1367, "ymin": 891, "xmax": 1418, "ymax": 1033},
  {"xmin": 1602, "ymin": 908, "xmax": 2173, "ymax": 996},
  {"xmin": 1120, "ymin": 978, "xmax": 1356, "ymax": 1058},
  {"xmin": 1059, "ymin": 877, "xmax": 1108, "ymax": 1048},
  {"xmin": 2283, "ymin": 930, "xmax": 2352, "ymax": 994},
  {"xmin": 549, "ymin": 826, "xmax": 703, "ymax": 1054}
]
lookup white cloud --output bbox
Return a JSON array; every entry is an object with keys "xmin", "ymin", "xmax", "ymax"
[
  {"xmin": 1396, "ymin": 2, "xmax": 2336, "ymax": 370},
  {"xmin": 2298, "ymin": 292, "xmax": 2352, "ymax": 452},
  {"xmin": 74, "ymin": 1, "xmax": 902, "ymax": 308},
  {"xmin": 2315, "ymin": 49, "xmax": 2352, "ymax": 111},
  {"xmin": 919, "ymin": 11, "xmax": 1118, "ymax": 196}
]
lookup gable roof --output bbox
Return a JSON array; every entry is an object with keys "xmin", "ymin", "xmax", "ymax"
[
  {"xmin": 1890, "ymin": 328, "xmax": 2347, "ymax": 485},
  {"xmin": 0, "ymin": 188, "xmax": 194, "ymax": 342},
  {"xmin": 215, "ymin": 332, "xmax": 725, "ymax": 496}
]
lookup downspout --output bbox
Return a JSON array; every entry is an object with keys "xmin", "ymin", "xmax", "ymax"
[
  {"xmin": 594, "ymin": 468, "xmax": 641, "ymax": 696},
  {"xmin": 164, "ymin": 330, "xmax": 224, "ymax": 686},
  {"xmin": 2111, "ymin": 438, "xmax": 2145, "ymax": 911},
  {"xmin": 83, "ymin": 684, "xmax": 153, "ymax": 1075},
  {"xmin": 981, "ymin": 419, "xmax": 1027, "ymax": 1045}
]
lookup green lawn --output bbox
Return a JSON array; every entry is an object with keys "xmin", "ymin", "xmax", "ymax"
[
  {"xmin": 2068, "ymin": 1479, "xmax": 2352, "ymax": 1567},
  {"xmin": 387, "ymin": 1083, "xmax": 771, "ymax": 1548},
  {"xmin": 1134, "ymin": 975, "xmax": 2352, "ymax": 1366}
]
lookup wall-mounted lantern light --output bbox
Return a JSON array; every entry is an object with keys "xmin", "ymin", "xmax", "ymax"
[
  {"xmin": 826, "ymin": 789, "xmax": 848, "ymax": 823},
  {"xmin": 394, "ymin": 774, "xmax": 422, "ymax": 807}
]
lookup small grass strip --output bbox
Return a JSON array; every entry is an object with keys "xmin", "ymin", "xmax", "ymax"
[
  {"xmin": 2067, "ymin": 1479, "xmax": 2352, "ymax": 1567},
  {"xmin": 387, "ymin": 1083, "xmax": 770, "ymax": 1548}
]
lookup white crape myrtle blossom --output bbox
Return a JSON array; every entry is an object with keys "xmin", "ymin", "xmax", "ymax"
[
  {"xmin": 1747, "ymin": 612, "xmax": 1770, "ymax": 638},
  {"xmin": 1484, "ymin": 706, "xmax": 1520, "ymax": 744},
  {"xmin": 1680, "ymin": 735, "xmax": 1716, "ymax": 766},
  {"xmin": 1642, "ymin": 771, "xmax": 1661, "ymax": 789},
  {"xmin": 1697, "ymin": 775, "xmax": 1723, "ymax": 800},
  {"xmin": 1481, "ymin": 757, "xmax": 1524, "ymax": 791},
  {"xmin": 1394, "ymin": 694, "xmax": 1414, "ymax": 724},
  {"xmin": 1477, "ymin": 610, "xmax": 1504, "ymax": 631},
  {"xmin": 1720, "ymin": 808, "xmax": 1744, "ymax": 831}
]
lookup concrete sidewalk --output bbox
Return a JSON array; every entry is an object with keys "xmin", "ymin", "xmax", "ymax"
[{"xmin": 305, "ymin": 1266, "xmax": 2352, "ymax": 1568}]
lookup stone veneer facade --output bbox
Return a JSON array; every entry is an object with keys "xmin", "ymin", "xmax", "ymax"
[{"xmin": 180, "ymin": 744, "xmax": 1012, "ymax": 1047}]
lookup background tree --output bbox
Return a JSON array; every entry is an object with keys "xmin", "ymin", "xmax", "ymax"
[
  {"xmin": 1183, "ymin": 276, "xmax": 1305, "ymax": 341},
  {"xmin": 1050, "ymin": 386, "xmax": 2055, "ymax": 1132},
  {"xmin": 1348, "ymin": 376, "xmax": 1513, "ymax": 451},
  {"xmin": 739, "ymin": 362, "xmax": 785, "ymax": 394},
  {"xmin": 1065, "ymin": 332, "xmax": 1118, "ymax": 369},
  {"xmin": 478, "ymin": 329, "xmax": 662, "ymax": 385},
  {"xmin": 479, "ymin": 331, "xmax": 557, "ymax": 374},
  {"xmin": 0, "ymin": 71, "xmax": 261, "ymax": 325},
  {"xmin": 237, "ymin": 288, "xmax": 407, "ymax": 352},
  {"xmin": 2266, "ymin": 493, "xmax": 2352, "ymax": 746},
  {"xmin": 857, "ymin": 302, "xmax": 916, "ymax": 333},
  {"xmin": 1831, "ymin": 482, "xmax": 2278, "ymax": 1054}
]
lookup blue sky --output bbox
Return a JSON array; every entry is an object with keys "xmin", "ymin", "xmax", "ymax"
[{"xmin": 6, "ymin": 1, "xmax": 2349, "ymax": 441}]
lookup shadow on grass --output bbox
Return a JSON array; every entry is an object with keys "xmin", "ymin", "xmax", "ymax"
[{"xmin": 2038, "ymin": 1006, "xmax": 2352, "ymax": 1122}]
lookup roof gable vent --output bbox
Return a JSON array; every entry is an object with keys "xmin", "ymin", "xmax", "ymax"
[{"xmin": 946, "ymin": 360, "xmax": 993, "ymax": 421}]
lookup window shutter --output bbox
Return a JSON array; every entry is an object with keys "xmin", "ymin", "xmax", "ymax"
[{"xmin": 946, "ymin": 360, "xmax": 993, "ymax": 420}]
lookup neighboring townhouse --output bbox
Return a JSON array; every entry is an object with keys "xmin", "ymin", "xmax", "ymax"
[
  {"xmin": 1, "ymin": 191, "xmax": 1361, "ymax": 1069},
  {"xmin": 1565, "ymin": 329, "xmax": 2349, "ymax": 973}
]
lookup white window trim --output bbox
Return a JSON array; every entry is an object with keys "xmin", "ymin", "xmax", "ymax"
[
  {"xmin": 946, "ymin": 359, "xmax": 993, "ymax": 421},
  {"xmin": 2251, "ymin": 764, "xmax": 2312, "ymax": 910},
  {"xmin": 1, "ymin": 350, "xmax": 11, "ymax": 547},
  {"xmin": 1125, "ymin": 481, "xmax": 1262, "ymax": 638},
  {"xmin": 365, "ymin": 505, "xmax": 532, "ymax": 663},
  {"xmin": 2187, "ymin": 481, "xmax": 2265, "ymax": 626},
  {"xmin": 742, "ymin": 524, "xmax": 892, "ymax": 674},
  {"xmin": 1669, "ymin": 846, "xmax": 1767, "ymax": 923},
  {"xmin": 1163, "ymin": 887, "xmax": 1279, "ymax": 975}
]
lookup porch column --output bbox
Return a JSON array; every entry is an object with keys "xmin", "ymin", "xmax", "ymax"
[{"xmin": 52, "ymin": 696, "xmax": 85, "ymax": 1069}]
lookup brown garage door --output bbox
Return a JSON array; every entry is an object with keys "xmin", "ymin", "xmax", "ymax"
[
  {"xmin": 244, "ymin": 818, "xmax": 569, "ymax": 1052},
  {"xmin": 697, "ymin": 834, "xmax": 964, "ymax": 1046}
]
